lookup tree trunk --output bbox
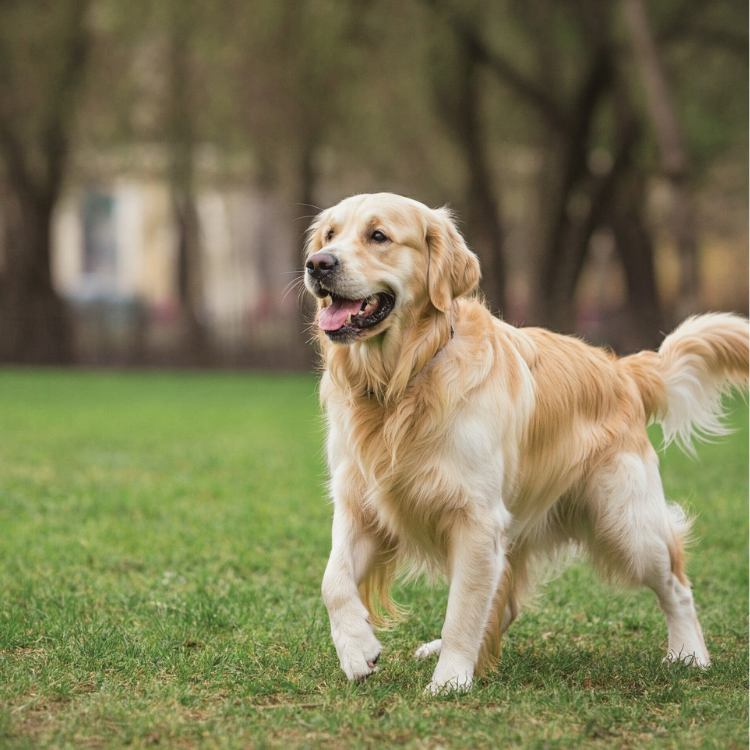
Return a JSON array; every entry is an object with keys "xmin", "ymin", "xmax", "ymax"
[
  {"xmin": 539, "ymin": 48, "xmax": 612, "ymax": 331},
  {"xmin": 607, "ymin": 70, "xmax": 664, "ymax": 350},
  {"xmin": 0, "ymin": 0, "xmax": 89, "ymax": 364},
  {"xmin": 0, "ymin": 190, "xmax": 73, "ymax": 363},
  {"xmin": 621, "ymin": 0, "xmax": 700, "ymax": 318},
  {"xmin": 168, "ymin": 7, "xmax": 211, "ymax": 365},
  {"xmin": 429, "ymin": 29, "xmax": 506, "ymax": 314},
  {"xmin": 556, "ymin": 115, "xmax": 641, "ymax": 311},
  {"xmin": 172, "ymin": 190, "xmax": 210, "ymax": 363},
  {"xmin": 610, "ymin": 187, "xmax": 664, "ymax": 351},
  {"xmin": 459, "ymin": 41, "xmax": 506, "ymax": 315}
]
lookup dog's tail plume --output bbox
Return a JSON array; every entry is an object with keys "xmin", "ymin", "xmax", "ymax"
[{"xmin": 622, "ymin": 313, "xmax": 749, "ymax": 455}]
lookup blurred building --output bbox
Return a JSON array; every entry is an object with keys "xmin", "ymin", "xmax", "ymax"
[
  {"xmin": 38, "ymin": 130, "xmax": 747, "ymax": 366},
  {"xmin": 50, "ymin": 167, "xmax": 303, "ymax": 365}
]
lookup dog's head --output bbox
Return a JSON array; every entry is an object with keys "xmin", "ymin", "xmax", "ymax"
[{"xmin": 304, "ymin": 193, "xmax": 480, "ymax": 345}]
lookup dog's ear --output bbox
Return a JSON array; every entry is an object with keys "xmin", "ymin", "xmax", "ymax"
[{"xmin": 426, "ymin": 208, "xmax": 481, "ymax": 313}]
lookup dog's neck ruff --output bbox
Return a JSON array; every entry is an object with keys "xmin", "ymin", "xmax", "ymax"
[
  {"xmin": 365, "ymin": 322, "xmax": 454, "ymax": 400},
  {"xmin": 322, "ymin": 300, "xmax": 457, "ymax": 407}
]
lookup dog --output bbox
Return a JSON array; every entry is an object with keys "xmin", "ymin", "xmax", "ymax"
[{"xmin": 303, "ymin": 192, "xmax": 748, "ymax": 693}]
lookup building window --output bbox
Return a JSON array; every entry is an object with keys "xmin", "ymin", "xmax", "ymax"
[{"xmin": 82, "ymin": 189, "xmax": 117, "ymax": 280}]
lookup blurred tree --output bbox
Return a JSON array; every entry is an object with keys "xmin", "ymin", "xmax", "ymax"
[
  {"xmin": 81, "ymin": 0, "xmax": 250, "ymax": 364},
  {"xmin": 235, "ymin": 0, "xmax": 362, "ymax": 366},
  {"xmin": 276, "ymin": 1, "xmax": 342, "ymax": 367},
  {"xmin": 165, "ymin": 0, "xmax": 211, "ymax": 363},
  {"xmin": 390, "ymin": 0, "xmax": 744, "ymax": 346},
  {"xmin": 3, "ymin": 0, "xmax": 739, "ymax": 365},
  {"xmin": 607, "ymin": 80, "xmax": 664, "ymax": 348},
  {"xmin": 621, "ymin": 0, "xmax": 698, "ymax": 318},
  {"xmin": 428, "ymin": 1, "xmax": 664, "ymax": 344},
  {"xmin": 0, "ymin": 0, "xmax": 91, "ymax": 363},
  {"xmin": 618, "ymin": 0, "xmax": 746, "ymax": 326},
  {"xmin": 425, "ymin": 2, "xmax": 506, "ymax": 314}
]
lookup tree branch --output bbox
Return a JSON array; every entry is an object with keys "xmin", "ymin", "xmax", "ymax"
[
  {"xmin": 661, "ymin": 23, "xmax": 748, "ymax": 56},
  {"xmin": 424, "ymin": 0, "xmax": 570, "ymax": 132},
  {"xmin": 41, "ymin": 0, "xmax": 92, "ymax": 196}
]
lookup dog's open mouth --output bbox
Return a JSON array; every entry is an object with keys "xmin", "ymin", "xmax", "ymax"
[{"xmin": 319, "ymin": 292, "xmax": 395, "ymax": 336}]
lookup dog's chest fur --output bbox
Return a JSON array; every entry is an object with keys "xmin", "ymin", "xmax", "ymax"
[{"xmin": 325, "ymin": 369, "xmax": 515, "ymax": 550}]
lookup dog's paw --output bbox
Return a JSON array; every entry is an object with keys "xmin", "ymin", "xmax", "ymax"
[
  {"xmin": 424, "ymin": 657, "xmax": 473, "ymax": 695},
  {"xmin": 414, "ymin": 639, "xmax": 442, "ymax": 659},
  {"xmin": 332, "ymin": 622, "xmax": 382, "ymax": 681},
  {"xmin": 663, "ymin": 649, "xmax": 710, "ymax": 670},
  {"xmin": 340, "ymin": 639, "xmax": 381, "ymax": 681},
  {"xmin": 424, "ymin": 673, "xmax": 473, "ymax": 695}
]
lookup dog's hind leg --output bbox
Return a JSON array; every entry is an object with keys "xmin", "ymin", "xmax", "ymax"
[
  {"xmin": 582, "ymin": 449, "xmax": 709, "ymax": 667},
  {"xmin": 501, "ymin": 589, "xmax": 520, "ymax": 634},
  {"xmin": 414, "ymin": 639, "xmax": 442, "ymax": 659}
]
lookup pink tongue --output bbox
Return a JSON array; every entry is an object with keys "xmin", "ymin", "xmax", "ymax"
[{"xmin": 319, "ymin": 298, "xmax": 364, "ymax": 331}]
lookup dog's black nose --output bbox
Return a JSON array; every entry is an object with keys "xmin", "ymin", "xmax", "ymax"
[{"xmin": 306, "ymin": 252, "xmax": 339, "ymax": 280}]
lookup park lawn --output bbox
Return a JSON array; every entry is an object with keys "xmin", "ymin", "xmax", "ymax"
[{"xmin": 0, "ymin": 370, "xmax": 746, "ymax": 750}]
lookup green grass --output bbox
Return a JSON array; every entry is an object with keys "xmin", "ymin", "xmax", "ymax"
[{"xmin": 0, "ymin": 370, "xmax": 746, "ymax": 750}]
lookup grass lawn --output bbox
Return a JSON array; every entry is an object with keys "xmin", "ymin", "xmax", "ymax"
[{"xmin": 0, "ymin": 370, "xmax": 747, "ymax": 749}]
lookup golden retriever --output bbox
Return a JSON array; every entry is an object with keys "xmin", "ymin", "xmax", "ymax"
[{"xmin": 303, "ymin": 192, "xmax": 748, "ymax": 693}]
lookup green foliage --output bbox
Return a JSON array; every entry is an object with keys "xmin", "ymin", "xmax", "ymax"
[
  {"xmin": 0, "ymin": 371, "xmax": 746, "ymax": 748},
  {"xmin": 72, "ymin": 0, "xmax": 747, "ymax": 195}
]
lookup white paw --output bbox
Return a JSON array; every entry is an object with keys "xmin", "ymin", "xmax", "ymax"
[
  {"xmin": 424, "ymin": 674, "xmax": 473, "ymax": 695},
  {"xmin": 425, "ymin": 657, "xmax": 474, "ymax": 694},
  {"xmin": 332, "ymin": 621, "xmax": 382, "ymax": 681},
  {"xmin": 414, "ymin": 639, "xmax": 442, "ymax": 659},
  {"xmin": 663, "ymin": 649, "xmax": 711, "ymax": 670}
]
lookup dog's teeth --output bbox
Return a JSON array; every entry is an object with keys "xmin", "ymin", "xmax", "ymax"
[{"xmin": 346, "ymin": 313, "xmax": 352, "ymax": 324}]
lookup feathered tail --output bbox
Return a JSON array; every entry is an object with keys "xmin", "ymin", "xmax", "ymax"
[{"xmin": 622, "ymin": 313, "xmax": 749, "ymax": 454}]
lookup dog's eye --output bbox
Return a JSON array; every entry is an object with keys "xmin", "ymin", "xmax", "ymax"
[
  {"xmin": 371, "ymin": 230, "xmax": 388, "ymax": 243},
  {"xmin": 326, "ymin": 229, "xmax": 334, "ymax": 241}
]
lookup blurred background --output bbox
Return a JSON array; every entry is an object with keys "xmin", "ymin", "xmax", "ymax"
[{"xmin": 0, "ymin": 0, "xmax": 746, "ymax": 368}]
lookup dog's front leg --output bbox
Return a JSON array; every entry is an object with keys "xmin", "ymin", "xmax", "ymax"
[
  {"xmin": 427, "ymin": 516, "xmax": 505, "ymax": 694},
  {"xmin": 322, "ymin": 503, "xmax": 381, "ymax": 681}
]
